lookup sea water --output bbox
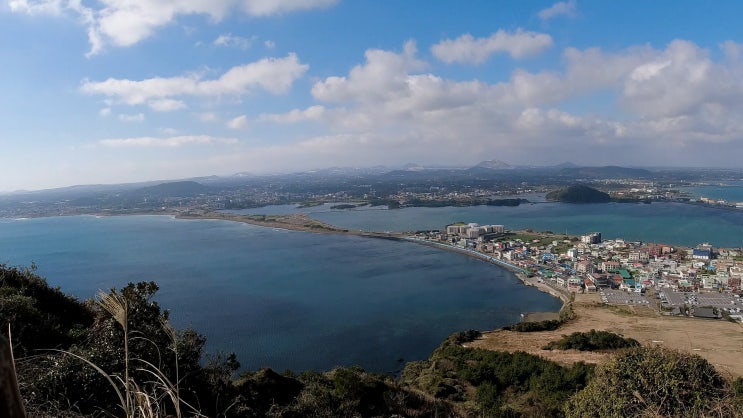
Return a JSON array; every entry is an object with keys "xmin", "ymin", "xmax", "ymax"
[
  {"xmin": 5, "ymin": 197, "xmax": 741, "ymax": 372},
  {"xmin": 233, "ymin": 201, "xmax": 743, "ymax": 248},
  {"xmin": 681, "ymin": 180, "xmax": 743, "ymax": 203},
  {"xmin": 0, "ymin": 215, "xmax": 560, "ymax": 373}
]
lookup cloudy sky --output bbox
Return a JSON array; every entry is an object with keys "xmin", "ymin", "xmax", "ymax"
[{"xmin": 2, "ymin": 1, "xmax": 743, "ymax": 191}]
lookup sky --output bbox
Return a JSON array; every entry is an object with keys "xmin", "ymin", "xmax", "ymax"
[{"xmin": 2, "ymin": 0, "xmax": 743, "ymax": 191}]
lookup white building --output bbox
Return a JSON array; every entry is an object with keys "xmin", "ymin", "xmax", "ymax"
[{"xmin": 581, "ymin": 232, "xmax": 602, "ymax": 244}]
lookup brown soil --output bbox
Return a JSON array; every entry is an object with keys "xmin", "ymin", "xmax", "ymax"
[{"xmin": 467, "ymin": 293, "xmax": 743, "ymax": 378}]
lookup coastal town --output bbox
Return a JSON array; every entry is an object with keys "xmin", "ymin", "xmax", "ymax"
[{"xmin": 411, "ymin": 222, "xmax": 743, "ymax": 321}]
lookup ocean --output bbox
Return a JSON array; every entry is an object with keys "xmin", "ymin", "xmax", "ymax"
[
  {"xmin": 233, "ymin": 200, "xmax": 743, "ymax": 248},
  {"xmin": 681, "ymin": 180, "xmax": 743, "ymax": 203},
  {"xmin": 3, "ymin": 196, "xmax": 742, "ymax": 373},
  {"xmin": 0, "ymin": 215, "xmax": 559, "ymax": 373}
]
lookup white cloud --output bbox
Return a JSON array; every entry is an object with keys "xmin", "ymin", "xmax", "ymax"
[
  {"xmin": 259, "ymin": 105, "xmax": 326, "ymax": 123},
  {"xmin": 99, "ymin": 135, "xmax": 238, "ymax": 148},
  {"xmin": 241, "ymin": 0, "xmax": 337, "ymax": 16},
  {"xmin": 264, "ymin": 40, "xmax": 276, "ymax": 49},
  {"xmin": 159, "ymin": 127, "xmax": 179, "ymax": 135},
  {"xmin": 148, "ymin": 98, "xmax": 187, "ymax": 112},
  {"xmin": 538, "ymin": 0, "xmax": 577, "ymax": 20},
  {"xmin": 312, "ymin": 40, "xmax": 426, "ymax": 103},
  {"xmin": 621, "ymin": 40, "xmax": 743, "ymax": 119},
  {"xmin": 81, "ymin": 54, "xmax": 308, "ymax": 105},
  {"xmin": 198, "ymin": 112, "xmax": 218, "ymax": 122},
  {"xmin": 98, "ymin": 107, "xmax": 111, "ymax": 117},
  {"xmin": 721, "ymin": 40, "xmax": 743, "ymax": 61},
  {"xmin": 630, "ymin": 60, "xmax": 672, "ymax": 82},
  {"xmin": 431, "ymin": 29, "xmax": 553, "ymax": 64},
  {"xmin": 227, "ymin": 115, "xmax": 250, "ymax": 130},
  {"xmin": 118, "ymin": 112, "xmax": 144, "ymax": 122},
  {"xmin": 214, "ymin": 33, "xmax": 255, "ymax": 49},
  {"xmin": 8, "ymin": 0, "xmax": 64, "ymax": 15},
  {"xmin": 9, "ymin": 0, "xmax": 338, "ymax": 55},
  {"xmin": 294, "ymin": 38, "xmax": 743, "ymax": 169}
]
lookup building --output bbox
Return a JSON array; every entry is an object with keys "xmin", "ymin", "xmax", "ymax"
[
  {"xmin": 601, "ymin": 260, "xmax": 621, "ymax": 272},
  {"xmin": 581, "ymin": 232, "xmax": 602, "ymax": 244},
  {"xmin": 445, "ymin": 222, "xmax": 505, "ymax": 239},
  {"xmin": 692, "ymin": 248, "xmax": 713, "ymax": 260}
]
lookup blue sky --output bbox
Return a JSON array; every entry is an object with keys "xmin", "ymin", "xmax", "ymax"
[{"xmin": 2, "ymin": 0, "xmax": 743, "ymax": 191}]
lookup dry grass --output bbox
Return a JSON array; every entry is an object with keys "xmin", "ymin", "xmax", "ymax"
[
  {"xmin": 469, "ymin": 292, "xmax": 743, "ymax": 377},
  {"xmin": 35, "ymin": 291, "xmax": 206, "ymax": 418}
]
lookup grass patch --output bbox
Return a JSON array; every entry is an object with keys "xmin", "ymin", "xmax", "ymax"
[{"xmin": 543, "ymin": 330, "xmax": 640, "ymax": 351}]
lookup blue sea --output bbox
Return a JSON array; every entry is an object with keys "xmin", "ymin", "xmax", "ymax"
[
  {"xmin": 0, "ymin": 215, "xmax": 559, "ymax": 373},
  {"xmin": 681, "ymin": 180, "xmax": 743, "ymax": 203},
  {"xmin": 233, "ymin": 200, "xmax": 743, "ymax": 248},
  {"xmin": 3, "ymin": 194, "xmax": 743, "ymax": 373}
]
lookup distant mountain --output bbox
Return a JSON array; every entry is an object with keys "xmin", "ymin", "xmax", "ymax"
[
  {"xmin": 546, "ymin": 185, "xmax": 611, "ymax": 203},
  {"xmin": 402, "ymin": 163, "xmax": 426, "ymax": 171},
  {"xmin": 471, "ymin": 159, "xmax": 512, "ymax": 170},
  {"xmin": 551, "ymin": 162, "xmax": 578, "ymax": 169},
  {"xmin": 131, "ymin": 181, "xmax": 210, "ymax": 197},
  {"xmin": 301, "ymin": 166, "xmax": 392, "ymax": 176},
  {"xmin": 559, "ymin": 165, "xmax": 652, "ymax": 178}
]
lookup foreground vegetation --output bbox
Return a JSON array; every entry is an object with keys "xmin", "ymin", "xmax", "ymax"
[
  {"xmin": 543, "ymin": 330, "xmax": 640, "ymax": 351},
  {"xmin": 2, "ymin": 264, "xmax": 743, "ymax": 417}
]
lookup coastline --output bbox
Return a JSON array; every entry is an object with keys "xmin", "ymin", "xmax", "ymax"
[
  {"xmin": 176, "ymin": 211, "xmax": 570, "ymax": 308},
  {"xmin": 10, "ymin": 210, "xmax": 743, "ymax": 376}
]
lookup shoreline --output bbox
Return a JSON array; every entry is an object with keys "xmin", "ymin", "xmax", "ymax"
[{"xmin": 402, "ymin": 237, "xmax": 571, "ymax": 305}]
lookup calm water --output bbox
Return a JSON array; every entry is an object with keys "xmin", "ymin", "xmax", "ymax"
[
  {"xmin": 0, "ymin": 215, "xmax": 560, "ymax": 373},
  {"xmin": 682, "ymin": 181, "xmax": 743, "ymax": 203},
  {"xmin": 5, "ymin": 194, "xmax": 741, "ymax": 372},
  {"xmin": 233, "ymin": 200, "xmax": 743, "ymax": 248}
]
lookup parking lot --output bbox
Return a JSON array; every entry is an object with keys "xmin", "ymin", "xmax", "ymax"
[
  {"xmin": 599, "ymin": 289, "xmax": 653, "ymax": 306},
  {"xmin": 658, "ymin": 290, "xmax": 742, "ymax": 312}
]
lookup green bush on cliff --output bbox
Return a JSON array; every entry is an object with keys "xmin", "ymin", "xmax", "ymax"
[
  {"xmin": 0, "ymin": 264, "xmax": 94, "ymax": 357},
  {"xmin": 401, "ymin": 332, "xmax": 594, "ymax": 417},
  {"xmin": 544, "ymin": 330, "xmax": 640, "ymax": 351},
  {"xmin": 5, "ymin": 264, "xmax": 743, "ymax": 417},
  {"xmin": 565, "ymin": 346, "xmax": 733, "ymax": 417}
]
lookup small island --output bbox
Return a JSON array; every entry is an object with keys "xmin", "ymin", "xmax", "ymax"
[{"xmin": 546, "ymin": 184, "xmax": 611, "ymax": 203}]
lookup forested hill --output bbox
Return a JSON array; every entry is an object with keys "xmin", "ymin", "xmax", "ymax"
[
  {"xmin": 131, "ymin": 180, "xmax": 211, "ymax": 197},
  {"xmin": 546, "ymin": 185, "xmax": 611, "ymax": 203},
  {"xmin": 2, "ymin": 264, "xmax": 743, "ymax": 417}
]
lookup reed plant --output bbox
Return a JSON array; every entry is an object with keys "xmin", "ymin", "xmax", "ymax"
[{"xmin": 38, "ymin": 290, "xmax": 204, "ymax": 417}]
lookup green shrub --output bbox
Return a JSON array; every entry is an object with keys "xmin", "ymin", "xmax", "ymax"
[
  {"xmin": 543, "ymin": 330, "xmax": 640, "ymax": 351},
  {"xmin": 506, "ymin": 319, "xmax": 561, "ymax": 332},
  {"xmin": 565, "ymin": 346, "xmax": 727, "ymax": 417}
]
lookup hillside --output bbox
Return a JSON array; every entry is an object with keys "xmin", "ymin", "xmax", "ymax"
[
  {"xmin": 131, "ymin": 180, "xmax": 211, "ymax": 197},
  {"xmin": 558, "ymin": 165, "xmax": 652, "ymax": 178},
  {"xmin": 546, "ymin": 184, "xmax": 611, "ymax": 203},
  {"xmin": 2, "ymin": 265, "xmax": 743, "ymax": 417}
]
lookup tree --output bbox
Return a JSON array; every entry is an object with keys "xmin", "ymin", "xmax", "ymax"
[{"xmin": 565, "ymin": 346, "xmax": 727, "ymax": 417}]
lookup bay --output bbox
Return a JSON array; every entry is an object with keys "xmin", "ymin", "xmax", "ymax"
[
  {"xmin": 0, "ymin": 215, "xmax": 560, "ymax": 373},
  {"xmin": 232, "ymin": 201, "xmax": 743, "ymax": 248},
  {"xmin": 681, "ymin": 180, "xmax": 743, "ymax": 203}
]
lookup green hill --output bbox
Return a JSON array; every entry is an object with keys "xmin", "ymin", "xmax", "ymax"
[
  {"xmin": 3, "ymin": 265, "xmax": 742, "ymax": 417},
  {"xmin": 546, "ymin": 184, "xmax": 611, "ymax": 203},
  {"xmin": 132, "ymin": 180, "xmax": 210, "ymax": 197}
]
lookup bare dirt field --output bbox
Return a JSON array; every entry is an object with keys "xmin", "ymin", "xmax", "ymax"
[{"xmin": 468, "ymin": 293, "xmax": 743, "ymax": 378}]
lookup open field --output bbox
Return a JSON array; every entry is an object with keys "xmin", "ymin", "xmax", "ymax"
[{"xmin": 468, "ymin": 292, "xmax": 743, "ymax": 378}]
